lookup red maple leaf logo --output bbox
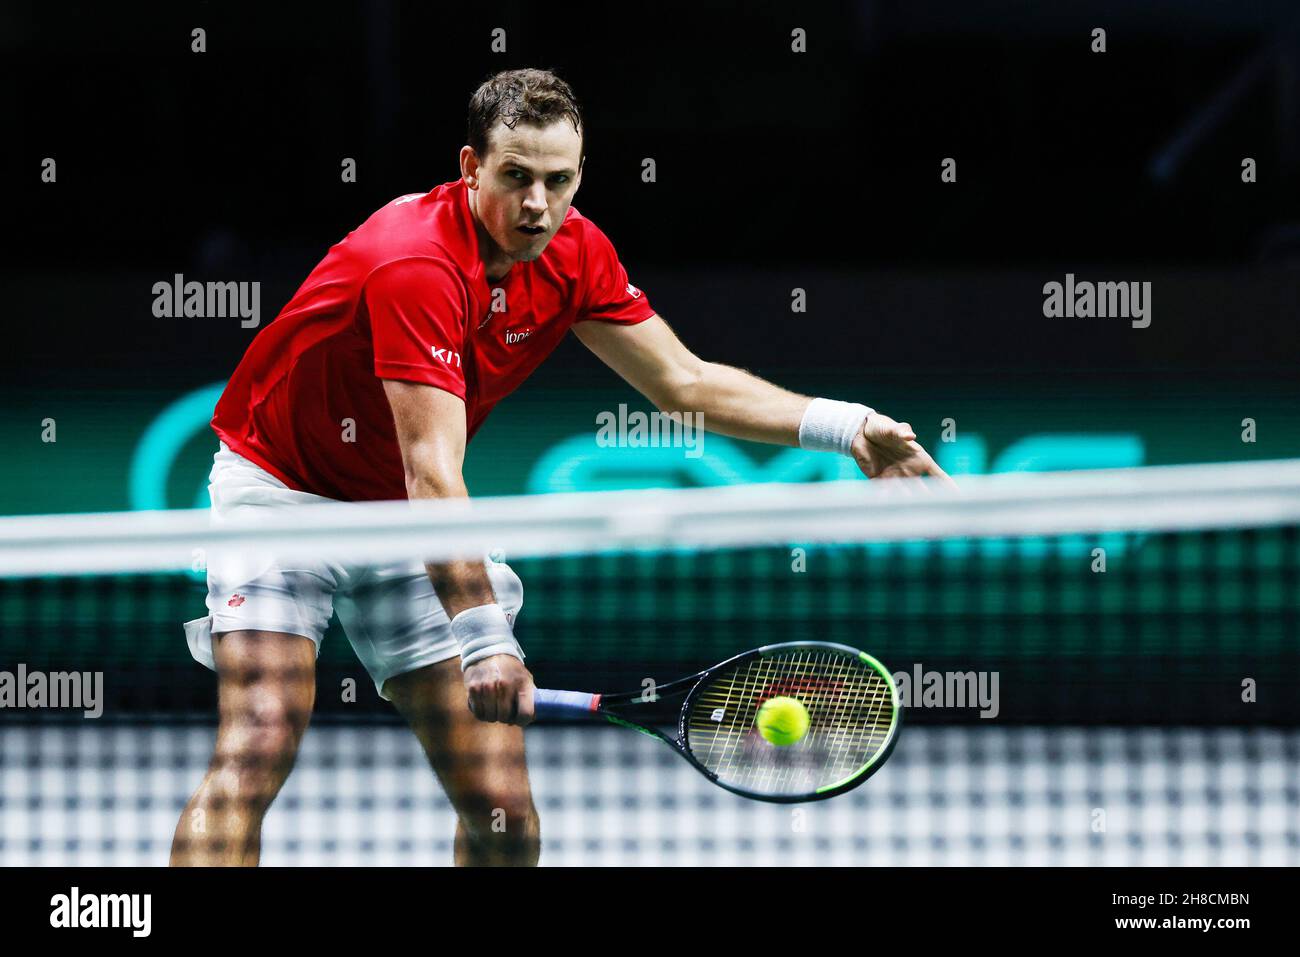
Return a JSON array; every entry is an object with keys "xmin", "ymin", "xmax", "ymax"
[{"xmin": 227, "ymin": 594, "xmax": 246, "ymax": 607}]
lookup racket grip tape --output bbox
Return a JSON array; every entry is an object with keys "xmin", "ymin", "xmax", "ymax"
[{"xmin": 533, "ymin": 688, "xmax": 601, "ymax": 719}]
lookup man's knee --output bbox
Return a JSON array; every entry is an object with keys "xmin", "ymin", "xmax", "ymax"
[
  {"xmin": 226, "ymin": 683, "xmax": 312, "ymax": 738},
  {"xmin": 210, "ymin": 691, "xmax": 308, "ymax": 806}
]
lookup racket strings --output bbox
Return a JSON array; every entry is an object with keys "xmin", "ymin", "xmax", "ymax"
[{"xmin": 685, "ymin": 648, "xmax": 897, "ymax": 797}]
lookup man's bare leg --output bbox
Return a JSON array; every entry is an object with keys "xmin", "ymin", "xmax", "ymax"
[
  {"xmin": 385, "ymin": 658, "xmax": 540, "ymax": 866},
  {"xmin": 170, "ymin": 630, "xmax": 317, "ymax": 866}
]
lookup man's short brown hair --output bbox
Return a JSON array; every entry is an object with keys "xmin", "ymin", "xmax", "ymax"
[{"xmin": 467, "ymin": 68, "xmax": 584, "ymax": 162}]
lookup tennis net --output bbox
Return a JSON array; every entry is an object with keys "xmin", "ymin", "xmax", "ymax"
[{"xmin": 0, "ymin": 460, "xmax": 1297, "ymax": 865}]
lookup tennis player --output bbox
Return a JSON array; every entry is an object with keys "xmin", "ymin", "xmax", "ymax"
[{"xmin": 172, "ymin": 68, "xmax": 951, "ymax": 867}]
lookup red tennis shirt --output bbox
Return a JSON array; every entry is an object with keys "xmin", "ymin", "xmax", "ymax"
[{"xmin": 212, "ymin": 179, "xmax": 654, "ymax": 501}]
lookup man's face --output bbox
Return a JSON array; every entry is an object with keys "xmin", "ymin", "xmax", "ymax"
[{"xmin": 463, "ymin": 119, "xmax": 583, "ymax": 265}]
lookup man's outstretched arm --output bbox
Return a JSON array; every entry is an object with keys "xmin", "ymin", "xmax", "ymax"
[
  {"xmin": 382, "ymin": 379, "xmax": 535, "ymax": 724},
  {"xmin": 571, "ymin": 314, "xmax": 953, "ymax": 483}
]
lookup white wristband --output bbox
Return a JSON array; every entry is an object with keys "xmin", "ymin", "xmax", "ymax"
[
  {"xmin": 451, "ymin": 604, "xmax": 525, "ymax": 671},
  {"xmin": 798, "ymin": 398, "xmax": 873, "ymax": 457}
]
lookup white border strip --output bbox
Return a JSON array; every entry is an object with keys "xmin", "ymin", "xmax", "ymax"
[{"xmin": 1, "ymin": 459, "xmax": 1298, "ymax": 577}]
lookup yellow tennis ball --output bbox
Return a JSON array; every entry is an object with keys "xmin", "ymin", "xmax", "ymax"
[{"xmin": 756, "ymin": 696, "xmax": 810, "ymax": 746}]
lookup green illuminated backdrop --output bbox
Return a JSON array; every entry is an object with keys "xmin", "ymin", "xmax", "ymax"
[{"xmin": 3, "ymin": 374, "xmax": 1295, "ymax": 515}]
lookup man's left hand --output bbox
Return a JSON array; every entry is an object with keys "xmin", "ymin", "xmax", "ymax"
[{"xmin": 850, "ymin": 412, "xmax": 957, "ymax": 487}]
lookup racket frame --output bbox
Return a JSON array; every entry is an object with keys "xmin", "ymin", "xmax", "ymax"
[{"xmin": 589, "ymin": 640, "xmax": 903, "ymax": 803}]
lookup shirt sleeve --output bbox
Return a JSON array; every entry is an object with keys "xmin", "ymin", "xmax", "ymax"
[
  {"xmin": 575, "ymin": 221, "xmax": 655, "ymax": 325},
  {"xmin": 365, "ymin": 257, "xmax": 469, "ymax": 399}
]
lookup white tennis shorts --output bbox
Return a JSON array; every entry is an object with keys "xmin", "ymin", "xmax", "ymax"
[{"xmin": 183, "ymin": 443, "xmax": 523, "ymax": 700}]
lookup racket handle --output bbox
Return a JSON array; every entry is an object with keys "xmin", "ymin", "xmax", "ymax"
[{"xmin": 533, "ymin": 688, "xmax": 601, "ymax": 719}]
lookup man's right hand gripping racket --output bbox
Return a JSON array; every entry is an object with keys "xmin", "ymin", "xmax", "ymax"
[{"xmin": 533, "ymin": 641, "xmax": 901, "ymax": 803}]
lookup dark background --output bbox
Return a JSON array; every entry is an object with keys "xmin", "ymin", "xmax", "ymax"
[{"xmin": 4, "ymin": 0, "xmax": 1300, "ymax": 389}]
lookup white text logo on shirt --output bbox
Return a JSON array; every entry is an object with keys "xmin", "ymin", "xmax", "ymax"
[
  {"xmin": 505, "ymin": 328, "xmax": 533, "ymax": 345},
  {"xmin": 626, "ymin": 282, "xmax": 642, "ymax": 299},
  {"xmin": 431, "ymin": 346, "xmax": 462, "ymax": 367}
]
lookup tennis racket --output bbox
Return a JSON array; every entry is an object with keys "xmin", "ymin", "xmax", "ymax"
[{"xmin": 532, "ymin": 641, "xmax": 901, "ymax": 803}]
